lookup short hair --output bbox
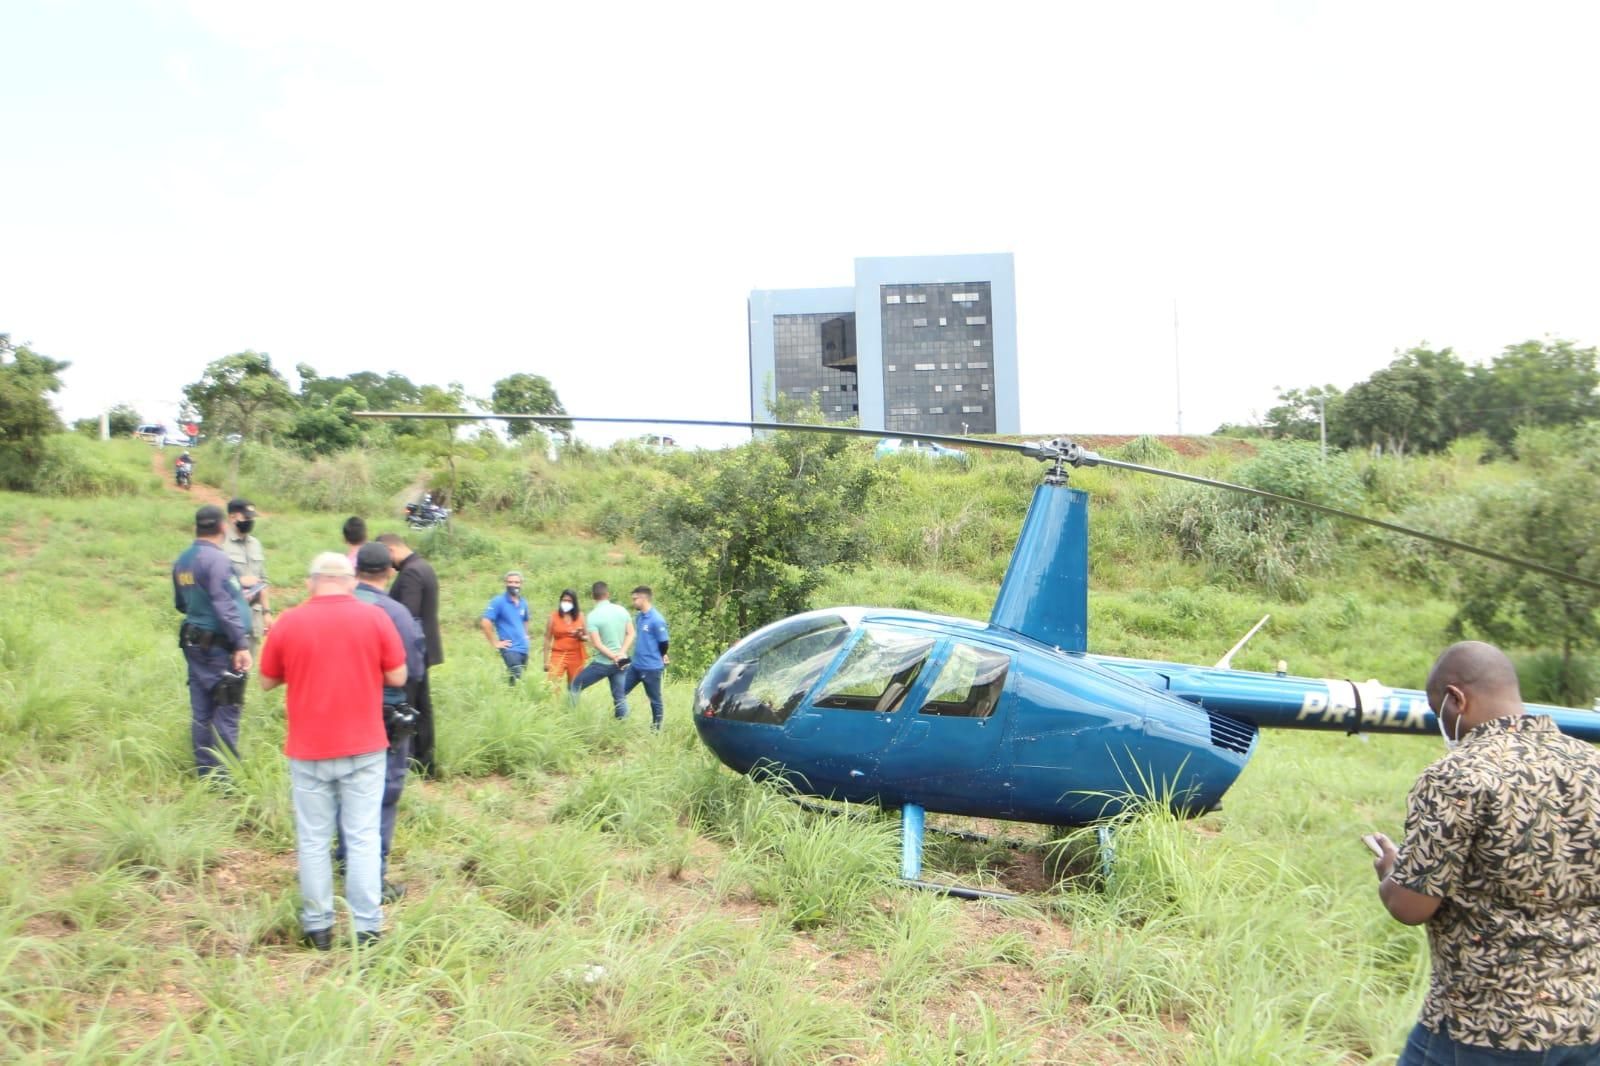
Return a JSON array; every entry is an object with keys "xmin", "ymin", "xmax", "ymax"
[
  {"xmin": 308, "ymin": 551, "xmax": 355, "ymax": 579},
  {"xmin": 631, "ymin": 585, "xmax": 652, "ymax": 598},
  {"xmin": 343, "ymin": 516, "xmax": 367, "ymax": 546},
  {"xmin": 375, "ymin": 533, "xmax": 406, "ymax": 547},
  {"xmin": 504, "ymin": 570, "xmax": 522, "ymax": 581},
  {"xmin": 591, "ymin": 581, "xmax": 609, "ymax": 599}
]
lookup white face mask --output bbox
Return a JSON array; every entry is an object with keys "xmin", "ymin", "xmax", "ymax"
[
  {"xmin": 560, "ymin": 602, "xmax": 575, "ymax": 614},
  {"xmin": 1437, "ymin": 692, "xmax": 1461, "ymax": 750}
]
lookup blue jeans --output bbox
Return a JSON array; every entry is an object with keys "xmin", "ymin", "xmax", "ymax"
[
  {"xmin": 184, "ymin": 644, "xmax": 240, "ymax": 777},
  {"xmin": 570, "ymin": 659, "xmax": 626, "ymax": 715},
  {"xmin": 334, "ymin": 736, "xmax": 411, "ymax": 879},
  {"xmin": 291, "ymin": 751, "xmax": 386, "ymax": 935},
  {"xmin": 1399, "ymin": 1023, "xmax": 1600, "ymax": 1065},
  {"xmin": 500, "ymin": 648, "xmax": 528, "ymax": 684},
  {"xmin": 622, "ymin": 665, "xmax": 665, "ymax": 727}
]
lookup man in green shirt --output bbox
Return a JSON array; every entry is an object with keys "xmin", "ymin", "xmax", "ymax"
[{"xmin": 569, "ymin": 581, "xmax": 634, "ymax": 717}]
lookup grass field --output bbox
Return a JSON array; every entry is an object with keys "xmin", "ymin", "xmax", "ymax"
[{"xmin": 0, "ymin": 439, "xmax": 1475, "ymax": 1063}]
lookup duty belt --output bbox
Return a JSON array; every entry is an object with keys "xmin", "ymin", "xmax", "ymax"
[{"xmin": 179, "ymin": 623, "xmax": 229, "ymax": 650}]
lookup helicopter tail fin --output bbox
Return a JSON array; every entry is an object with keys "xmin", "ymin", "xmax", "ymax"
[
  {"xmin": 989, "ymin": 483, "xmax": 1089, "ymax": 652},
  {"xmin": 1214, "ymin": 614, "xmax": 1271, "ymax": 670}
]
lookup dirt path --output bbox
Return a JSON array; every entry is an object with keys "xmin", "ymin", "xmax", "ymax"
[{"xmin": 151, "ymin": 449, "xmax": 226, "ymax": 508}]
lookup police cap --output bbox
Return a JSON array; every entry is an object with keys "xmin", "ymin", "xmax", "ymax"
[{"xmin": 195, "ymin": 505, "xmax": 225, "ymax": 533}]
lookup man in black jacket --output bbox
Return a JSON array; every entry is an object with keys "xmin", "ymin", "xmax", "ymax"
[{"xmin": 377, "ymin": 533, "xmax": 444, "ymax": 778}]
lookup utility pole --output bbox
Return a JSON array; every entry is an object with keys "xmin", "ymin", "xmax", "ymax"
[
  {"xmin": 1319, "ymin": 400, "xmax": 1327, "ymax": 459},
  {"xmin": 1173, "ymin": 299, "xmax": 1183, "ymax": 435}
]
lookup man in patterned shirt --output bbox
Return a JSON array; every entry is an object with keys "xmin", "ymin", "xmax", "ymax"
[{"xmin": 1366, "ymin": 641, "xmax": 1600, "ymax": 1063}]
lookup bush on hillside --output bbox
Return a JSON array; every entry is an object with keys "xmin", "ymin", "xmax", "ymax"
[
  {"xmin": 1141, "ymin": 443, "xmax": 1366, "ymax": 601},
  {"xmin": 195, "ymin": 441, "xmax": 418, "ymax": 514},
  {"xmin": 26, "ymin": 435, "xmax": 153, "ymax": 497},
  {"xmin": 1112, "ymin": 435, "xmax": 1177, "ymax": 466},
  {"xmin": 1517, "ymin": 650, "xmax": 1600, "ymax": 708}
]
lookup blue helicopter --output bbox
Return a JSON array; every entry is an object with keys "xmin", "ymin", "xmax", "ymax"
[{"xmin": 356, "ymin": 413, "xmax": 1600, "ymax": 894}]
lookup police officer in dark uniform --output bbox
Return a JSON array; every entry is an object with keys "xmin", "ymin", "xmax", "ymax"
[{"xmin": 172, "ymin": 504, "xmax": 253, "ymax": 777}]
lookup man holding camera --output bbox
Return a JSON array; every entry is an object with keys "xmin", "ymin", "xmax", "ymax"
[{"xmin": 172, "ymin": 504, "xmax": 253, "ymax": 778}]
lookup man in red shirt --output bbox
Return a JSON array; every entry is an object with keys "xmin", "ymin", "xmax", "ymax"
[{"xmin": 260, "ymin": 552, "xmax": 406, "ymax": 950}]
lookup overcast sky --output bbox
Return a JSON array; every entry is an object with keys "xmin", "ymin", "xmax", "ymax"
[{"xmin": 5, "ymin": 0, "xmax": 1599, "ymax": 444}]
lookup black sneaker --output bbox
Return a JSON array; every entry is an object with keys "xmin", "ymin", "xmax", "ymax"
[
  {"xmin": 381, "ymin": 881, "xmax": 406, "ymax": 904},
  {"xmin": 355, "ymin": 930, "xmax": 383, "ymax": 948},
  {"xmin": 303, "ymin": 927, "xmax": 333, "ymax": 951}
]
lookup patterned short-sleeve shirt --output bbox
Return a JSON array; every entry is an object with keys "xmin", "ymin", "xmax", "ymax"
[{"xmin": 1391, "ymin": 714, "xmax": 1600, "ymax": 1051}]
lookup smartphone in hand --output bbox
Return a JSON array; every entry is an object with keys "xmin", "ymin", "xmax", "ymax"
[{"xmin": 1361, "ymin": 834, "xmax": 1386, "ymax": 858}]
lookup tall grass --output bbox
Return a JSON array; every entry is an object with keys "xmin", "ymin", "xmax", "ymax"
[{"xmin": 1, "ymin": 438, "xmax": 1575, "ymax": 1062}]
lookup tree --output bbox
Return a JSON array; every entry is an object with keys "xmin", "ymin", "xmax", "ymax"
[
  {"xmin": 0, "ymin": 335, "xmax": 69, "ymax": 487},
  {"xmin": 1337, "ymin": 347, "xmax": 1469, "ymax": 457},
  {"xmin": 406, "ymin": 382, "xmax": 475, "ymax": 504},
  {"xmin": 1450, "ymin": 425, "xmax": 1600, "ymax": 705},
  {"xmin": 1262, "ymin": 385, "xmax": 1342, "ymax": 443},
  {"xmin": 297, "ymin": 365, "xmax": 421, "ymax": 410},
  {"xmin": 1467, "ymin": 339, "xmax": 1600, "ymax": 450},
  {"xmin": 286, "ymin": 386, "xmax": 367, "ymax": 455},
  {"xmin": 103, "ymin": 403, "xmax": 142, "ymax": 437},
  {"xmin": 183, "ymin": 351, "xmax": 296, "ymax": 441},
  {"xmin": 640, "ymin": 400, "xmax": 879, "ymax": 656},
  {"xmin": 182, "ymin": 351, "xmax": 296, "ymax": 492},
  {"xmin": 490, "ymin": 373, "xmax": 571, "ymax": 439}
]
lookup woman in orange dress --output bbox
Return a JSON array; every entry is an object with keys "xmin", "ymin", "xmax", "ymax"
[{"xmin": 543, "ymin": 588, "xmax": 587, "ymax": 685}]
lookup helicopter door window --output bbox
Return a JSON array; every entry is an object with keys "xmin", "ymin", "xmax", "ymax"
[
  {"xmin": 814, "ymin": 628, "xmax": 935, "ymax": 713},
  {"xmin": 921, "ymin": 643, "xmax": 1009, "ymax": 719}
]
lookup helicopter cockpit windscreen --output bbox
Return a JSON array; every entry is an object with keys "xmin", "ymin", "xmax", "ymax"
[
  {"xmin": 696, "ymin": 614, "xmax": 852, "ymax": 725},
  {"xmin": 813, "ymin": 627, "xmax": 936, "ymax": 712}
]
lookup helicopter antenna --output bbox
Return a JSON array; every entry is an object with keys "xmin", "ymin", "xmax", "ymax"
[
  {"xmin": 351, "ymin": 412, "xmax": 1600, "ymax": 593},
  {"xmin": 1215, "ymin": 614, "xmax": 1271, "ymax": 670}
]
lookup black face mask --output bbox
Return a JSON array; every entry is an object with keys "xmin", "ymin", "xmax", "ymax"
[{"xmin": 235, "ymin": 519, "xmax": 255, "ymax": 535}]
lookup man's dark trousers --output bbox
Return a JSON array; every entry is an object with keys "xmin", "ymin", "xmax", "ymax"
[
  {"xmin": 500, "ymin": 649, "xmax": 528, "ymax": 684},
  {"xmin": 1398, "ymin": 1022, "xmax": 1600, "ymax": 1065},
  {"xmin": 622, "ymin": 665, "xmax": 665, "ymax": 728},
  {"xmin": 408, "ymin": 674, "xmax": 436, "ymax": 777},
  {"xmin": 184, "ymin": 643, "xmax": 240, "ymax": 776},
  {"xmin": 570, "ymin": 660, "xmax": 626, "ymax": 715},
  {"xmin": 335, "ymin": 735, "xmax": 411, "ymax": 878}
]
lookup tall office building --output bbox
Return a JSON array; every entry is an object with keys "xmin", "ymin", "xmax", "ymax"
[{"xmin": 748, "ymin": 253, "xmax": 1019, "ymax": 436}]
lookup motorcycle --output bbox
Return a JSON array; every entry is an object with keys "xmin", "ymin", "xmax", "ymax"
[
  {"xmin": 175, "ymin": 462, "xmax": 193, "ymax": 490},
  {"xmin": 405, "ymin": 495, "xmax": 450, "ymax": 529}
]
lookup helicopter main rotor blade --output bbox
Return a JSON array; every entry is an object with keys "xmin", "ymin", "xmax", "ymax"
[
  {"xmin": 351, "ymin": 412, "xmax": 1035, "ymax": 454},
  {"xmin": 1086, "ymin": 454, "xmax": 1600, "ymax": 592},
  {"xmin": 353, "ymin": 410, "xmax": 1600, "ymax": 592}
]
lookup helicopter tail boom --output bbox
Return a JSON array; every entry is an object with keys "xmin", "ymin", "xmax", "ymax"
[{"xmin": 1091, "ymin": 656, "xmax": 1600, "ymax": 742}]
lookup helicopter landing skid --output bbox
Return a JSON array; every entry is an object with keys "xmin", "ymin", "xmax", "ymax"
[{"xmin": 899, "ymin": 804, "xmax": 1021, "ymax": 901}]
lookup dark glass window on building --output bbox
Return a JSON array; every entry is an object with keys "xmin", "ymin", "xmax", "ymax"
[
  {"xmin": 878, "ymin": 282, "xmax": 997, "ymax": 435},
  {"xmin": 772, "ymin": 312, "xmax": 858, "ymax": 423}
]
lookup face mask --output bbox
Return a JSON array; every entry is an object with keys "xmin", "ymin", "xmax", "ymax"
[
  {"xmin": 560, "ymin": 602, "xmax": 575, "ymax": 614},
  {"xmin": 506, "ymin": 585, "xmax": 520, "ymax": 598},
  {"xmin": 1437, "ymin": 692, "xmax": 1460, "ymax": 750},
  {"xmin": 235, "ymin": 519, "xmax": 255, "ymax": 535}
]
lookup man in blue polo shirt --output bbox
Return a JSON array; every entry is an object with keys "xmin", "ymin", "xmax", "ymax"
[
  {"xmin": 479, "ymin": 570, "xmax": 531, "ymax": 684},
  {"xmin": 621, "ymin": 585, "xmax": 671, "ymax": 730}
]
